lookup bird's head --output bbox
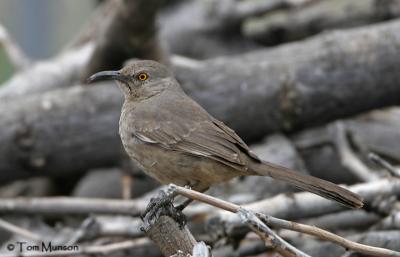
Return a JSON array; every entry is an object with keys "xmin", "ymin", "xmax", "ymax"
[{"xmin": 87, "ymin": 60, "xmax": 175, "ymax": 100}]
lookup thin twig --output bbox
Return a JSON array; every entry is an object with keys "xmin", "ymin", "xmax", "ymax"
[
  {"xmin": 369, "ymin": 152, "xmax": 400, "ymax": 178},
  {"xmin": 0, "ymin": 24, "xmax": 30, "ymax": 70},
  {"xmin": 65, "ymin": 216, "xmax": 98, "ymax": 245},
  {"xmin": 238, "ymin": 208, "xmax": 311, "ymax": 257},
  {"xmin": 256, "ymin": 214, "xmax": 399, "ymax": 257},
  {"xmin": 334, "ymin": 122, "xmax": 379, "ymax": 182},
  {"xmin": 172, "ymin": 184, "xmax": 400, "ymax": 257},
  {"xmin": 0, "ymin": 218, "xmax": 41, "ymax": 242}
]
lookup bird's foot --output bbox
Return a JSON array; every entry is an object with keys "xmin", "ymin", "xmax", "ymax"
[{"xmin": 141, "ymin": 186, "xmax": 186, "ymax": 230}]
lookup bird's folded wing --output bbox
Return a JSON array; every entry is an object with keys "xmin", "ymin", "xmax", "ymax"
[{"xmin": 133, "ymin": 117, "xmax": 259, "ymax": 170}]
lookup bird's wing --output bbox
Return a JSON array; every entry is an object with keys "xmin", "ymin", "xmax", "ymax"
[{"xmin": 133, "ymin": 114, "xmax": 259, "ymax": 170}]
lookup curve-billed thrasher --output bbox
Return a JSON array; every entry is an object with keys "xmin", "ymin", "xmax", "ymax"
[{"xmin": 88, "ymin": 60, "xmax": 363, "ymax": 209}]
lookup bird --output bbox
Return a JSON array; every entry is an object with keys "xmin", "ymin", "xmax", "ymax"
[{"xmin": 87, "ymin": 60, "xmax": 363, "ymax": 209}]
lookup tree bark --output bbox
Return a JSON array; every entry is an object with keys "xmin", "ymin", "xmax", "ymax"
[
  {"xmin": 243, "ymin": 0, "xmax": 400, "ymax": 45},
  {"xmin": 81, "ymin": 0, "xmax": 168, "ymax": 81},
  {"xmin": 144, "ymin": 216, "xmax": 197, "ymax": 257},
  {"xmin": 177, "ymin": 19, "xmax": 400, "ymax": 141},
  {"xmin": 2, "ymin": 20, "xmax": 400, "ymax": 179},
  {"xmin": 293, "ymin": 107, "xmax": 400, "ymax": 182},
  {"xmin": 0, "ymin": 84, "xmax": 122, "ymax": 182}
]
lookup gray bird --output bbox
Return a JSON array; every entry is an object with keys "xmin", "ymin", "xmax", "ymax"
[{"xmin": 88, "ymin": 60, "xmax": 363, "ymax": 209}]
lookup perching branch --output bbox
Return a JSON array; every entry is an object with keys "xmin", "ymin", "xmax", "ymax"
[
  {"xmin": 238, "ymin": 208, "xmax": 311, "ymax": 257},
  {"xmin": 0, "ymin": 179, "xmax": 399, "ymax": 221},
  {"xmin": 171, "ymin": 184, "xmax": 400, "ymax": 257}
]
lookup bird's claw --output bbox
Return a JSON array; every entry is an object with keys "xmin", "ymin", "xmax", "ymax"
[{"xmin": 141, "ymin": 186, "xmax": 186, "ymax": 231}]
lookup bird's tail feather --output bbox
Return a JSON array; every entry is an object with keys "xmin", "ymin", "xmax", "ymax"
[{"xmin": 249, "ymin": 161, "xmax": 364, "ymax": 208}]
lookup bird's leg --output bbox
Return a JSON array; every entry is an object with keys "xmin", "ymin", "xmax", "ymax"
[
  {"xmin": 175, "ymin": 184, "xmax": 194, "ymax": 211},
  {"xmin": 175, "ymin": 198, "xmax": 193, "ymax": 211},
  {"xmin": 121, "ymin": 174, "xmax": 132, "ymax": 199},
  {"xmin": 176, "ymin": 185, "xmax": 210, "ymax": 211},
  {"xmin": 141, "ymin": 184, "xmax": 186, "ymax": 228}
]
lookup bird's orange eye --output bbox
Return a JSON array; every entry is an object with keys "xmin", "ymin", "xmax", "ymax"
[{"xmin": 137, "ymin": 72, "xmax": 148, "ymax": 81}]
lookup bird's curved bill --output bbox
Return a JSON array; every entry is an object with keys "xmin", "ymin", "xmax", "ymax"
[{"xmin": 86, "ymin": 71, "xmax": 130, "ymax": 84}]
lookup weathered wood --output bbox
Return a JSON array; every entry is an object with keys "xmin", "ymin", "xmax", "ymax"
[
  {"xmin": 293, "ymin": 107, "xmax": 400, "ymax": 182},
  {"xmin": 2, "ymin": 20, "xmax": 400, "ymax": 179},
  {"xmin": 144, "ymin": 216, "xmax": 197, "ymax": 257},
  {"xmin": 243, "ymin": 0, "xmax": 400, "ymax": 45},
  {"xmin": 0, "ymin": 196, "xmax": 146, "ymax": 216},
  {"xmin": 0, "ymin": 43, "xmax": 93, "ymax": 100},
  {"xmin": 0, "ymin": 83, "xmax": 122, "ymax": 182},
  {"xmin": 81, "ymin": 0, "xmax": 167, "ymax": 80},
  {"xmin": 177, "ymin": 19, "xmax": 400, "ymax": 140},
  {"xmin": 159, "ymin": 0, "xmax": 261, "ymax": 59},
  {"xmin": 303, "ymin": 231, "xmax": 400, "ymax": 257}
]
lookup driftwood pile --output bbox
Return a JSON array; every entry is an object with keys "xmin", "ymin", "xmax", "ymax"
[{"xmin": 1, "ymin": 0, "xmax": 400, "ymax": 256}]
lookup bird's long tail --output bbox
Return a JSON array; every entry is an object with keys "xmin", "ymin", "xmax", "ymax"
[{"xmin": 249, "ymin": 161, "xmax": 364, "ymax": 208}]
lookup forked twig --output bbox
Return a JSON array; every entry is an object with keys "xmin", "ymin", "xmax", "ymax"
[
  {"xmin": 369, "ymin": 152, "xmax": 400, "ymax": 178},
  {"xmin": 172, "ymin": 184, "xmax": 400, "ymax": 257},
  {"xmin": 238, "ymin": 208, "xmax": 310, "ymax": 257}
]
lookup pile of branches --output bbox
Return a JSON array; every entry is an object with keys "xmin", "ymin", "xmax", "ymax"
[{"xmin": 1, "ymin": 0, "xmax": 400, "ymax": 256}]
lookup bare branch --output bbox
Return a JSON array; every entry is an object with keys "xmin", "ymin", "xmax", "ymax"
[
  {"xmin": 256, "ymin": 214, "xmax": 400, "ymax": 257},
  {"xmin": 172, "ymin": 184, "xmax": 400, "ymax": 257},
  {"xmin": 369, "ymin": 152, "xmax": 400, "ymax": 178},
  {"xmin": 300, "ymin": 209, "xmax": 379, "ymax": 231},
  {"xmin": 242, "ymin": 0, "xmax": 400, "ymax": 45},
  {"xmin": 93, "ymin": 215, "xmax": 144, "ymax": 238},
  {"xmin": 0, "ymin": 197, "xmax": 146, "ymax": 216},
  {"xmin": 207, "ymin": 0, "xmax": 316, "ymax": 27},
  {"xmin": 239, "ymin": 179, "xmax": 400, "ymax": 220},
  {"xmin": 0, "ymin": 43, "xmax": 93, "ymax": 100},
  {"xmin": 371, "ymin": 212, "xmax": 400, "ymax": 231},
  {"xmin": 238, "ymin": 208, "xmax": 311, "ymax": 257},
  {"xmin": 0, "ymin": 24, "xmax": 30, "ymax": 70},
  {"xmin": 334, "ymin": 121, "xmax": 379, "ymax": 182},
  {"xmin": 0, "ymin": 218, "xmax": 41, "ymax": 242}
]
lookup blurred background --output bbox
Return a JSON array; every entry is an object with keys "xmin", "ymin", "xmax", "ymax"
[{"xmin": 0, "ymin": 0, "xmax": 94, "ymax": 83}]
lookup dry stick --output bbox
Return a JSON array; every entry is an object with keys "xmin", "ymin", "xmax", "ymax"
[
  {"xmin": 212, "ymin": 0, "xmax": 316, "ymax": 25},
  {"xmin": 0, "ymin": 23, "xmax": 30, "ymax": 70},
  {"xmin": 0, "ymin": 197, "xmax": 146, "ymax": 216},
  {"xmin": 237, "ymin": 208, "xmax": 310, "ymax": 257},
  {"xmin": 369, "ymin": 152, "xmax": 400, "ymax": 178},
  {"xmin": 334, "ymin": 122, "xmax": 379, "ymax": 182},
  {"xmin": 65, "ymin": 216, "xmax": 97, "ymax": 245},
  {"xmin": 0, "ymin": 179, "xmax": 396, "ymax": 219},
  {"xmin": 172, "ymin": 185, "xmax": 400, "ymax": 257},
  {"xmin": 0, "ymin": 218, "xmax": 41, "ymax": 242}
]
